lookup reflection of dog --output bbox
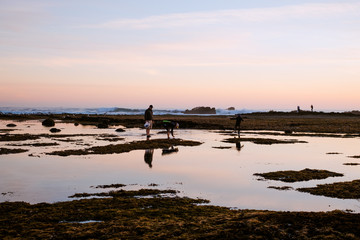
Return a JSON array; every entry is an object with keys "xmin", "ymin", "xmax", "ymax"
[{"xmin": 162, "ymin": 146, "xmax": 179, "ymax": 155}]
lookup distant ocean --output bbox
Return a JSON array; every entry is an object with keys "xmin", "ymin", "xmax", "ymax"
[{"xmin": 0, "ymin": 107, "xmax": 257, "ymax": 116}]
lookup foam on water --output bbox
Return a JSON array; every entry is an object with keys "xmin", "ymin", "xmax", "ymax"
[{"xmin": 0, "ymin": 107, "xmax": 256, "ymax": 116}]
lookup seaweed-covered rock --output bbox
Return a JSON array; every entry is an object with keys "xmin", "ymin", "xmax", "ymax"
[
  {"xmin": 115, "ymin": 128, "xmax": 125, "ymax": 132},
  {"xmin": 184, "ymin": 106, "xmax": 216, "ymax": 114},
  {"xmin": 254, "ymin": 168, "xmax": 343, "ymax": 182},
  {"xmin": 297, "ymin": 179, "xmax": 360, "ymax": 199},
  {"xmin": 42, "ymin": 118, "xmax": 55, "ymax": 127},
  {"xmin": 47, "ymin": 138, "xmax": 202, "ymax": 156},
  {"xmin": 0, "ymin": 148, "xmax": 28, "ymax": 155},
  {"xmin": 223, "ymin": 137, "xmax": 306, "ymax": 145},
  {"xmin": 296, "ymin": 179, "xmax": 360, "ymax": 199},
  {"xmin": 2, "ymin": 188, "xmax": 360, "ymax": 239},
  {"xmin": 0, "ymin": 134, "xmax": 40, "ymax": 142},
  {"xmin": 50, "ymin": 128, "xmax": 61, "ymax": 133}
]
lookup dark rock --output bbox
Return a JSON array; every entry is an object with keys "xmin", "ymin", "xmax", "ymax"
[
  {"xmin": 115, "ymin": 128, "xmax": 125, "ymax": 132},
  {"xmin": 50, "ymin": 128, "xmax": 61, "ymax": 133},
  {"xmin": 6, "ymin": 123, "xmax": 17, "ymax": 127},
  {"xmin": 74, "ymin": 123, "xmax": 79, "ymax": 126},
  {"xmin": 284, "ymin": 130, "xmax": 293, "ymax": 134},
  {"xmin": 227, "ymin": 107, "xmax": 235, "ymax": 110},
  {"xmin": 184, "ymin": 106, "xmax": 216, "ymax": 114},
  {"xmin": 42, "ymin": 118, "xmax": 55, "ymax": 127}
]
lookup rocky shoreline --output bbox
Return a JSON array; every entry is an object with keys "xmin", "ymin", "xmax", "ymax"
[
  {"xmin": 1, "ymin": 187, "xmax": 360, "ymax": 239},
  {"xmin": 1, "ymin": 111, "xmax": 360, "ymax": 133}
]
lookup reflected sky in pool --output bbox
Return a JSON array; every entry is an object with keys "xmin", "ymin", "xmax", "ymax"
[{"xmin": 1, "ymin": 120, "xmax": 360, "ymax": 212}]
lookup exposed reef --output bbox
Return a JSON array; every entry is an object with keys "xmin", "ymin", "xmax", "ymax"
[
  {"xmin": 223, "ymin": 137, "xmax": 307, "ymax": 145},
  {"xmin": 0, "ymin": 134, "xmax": 40, "ymax": 142},
  {"xmin": 1, "ymin": 187, "xmax": 360, "ymax": 239},
  {"xmin": 47, "ymin": 139, "xmax": 202, "ymax": 156},
  {"xmin": 254, "ymin": 168, "xmax": 343, "ymax": 182},
  {"xmin": 0, "ymin": 147, "xmax": 28, "ymax": 155},
  {"xmin": 297, "ymin": 179, "xmax": 360, "ymax": 199},
  {"xmin": 69, "ymin": 188, "xmax": 178, "ymax": 198}
]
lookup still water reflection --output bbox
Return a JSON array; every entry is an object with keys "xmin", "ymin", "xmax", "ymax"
[
  {"xmin": 1, "ymin": 120, "xmax": 360, "ymax": 213},
  {"xmin": 144, "ymin": 149, "xmax": 154, "ymax": 168}
]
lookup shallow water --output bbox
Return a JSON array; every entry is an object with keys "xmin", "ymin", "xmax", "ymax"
[{"xmin": 1, "ymin": 120, "xmax": 360, "ymax": 212}]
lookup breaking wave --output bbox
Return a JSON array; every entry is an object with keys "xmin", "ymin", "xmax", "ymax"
[{"xmin": 0, "ymin": 107, "xmax": 255, "ymax": 116}]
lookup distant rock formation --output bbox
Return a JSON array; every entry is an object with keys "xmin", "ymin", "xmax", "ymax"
[
  {"xmin": 42, "ymin": 118, "xmax": 55, "ymax": 127},
  {"xmin": 184, "ymin": 106, "xmax": 216, "ymax": 114},
  {"xmin": 227, "ymin": 107, "xmax": 235, "ymax": 110}
]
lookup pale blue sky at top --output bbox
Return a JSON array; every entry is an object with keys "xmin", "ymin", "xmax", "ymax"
[{"xmin": 1, "ymin": 0, "xmax": 360, "ymax": 111}]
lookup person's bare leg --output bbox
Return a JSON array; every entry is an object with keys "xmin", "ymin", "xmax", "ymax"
[{"xmin": 146, "ymin": 120, "xmax": 152, "ymax": 137}]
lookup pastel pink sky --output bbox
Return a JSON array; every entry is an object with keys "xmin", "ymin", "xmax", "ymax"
[{"xmin": 1, "ymin": 1, "xmax": 359, "ymax": 111}]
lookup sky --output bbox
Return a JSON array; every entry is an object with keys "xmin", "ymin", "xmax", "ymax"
[{"xmin": 1, "ymin": 0, "xmax": 359, "ymax": 111}]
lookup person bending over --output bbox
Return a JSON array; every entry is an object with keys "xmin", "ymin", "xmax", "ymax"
[{"xmin": 162, "ymin": 120, "xmax": 179, "ymax": 139}]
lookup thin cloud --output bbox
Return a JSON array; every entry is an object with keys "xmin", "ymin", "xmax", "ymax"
[
  {"xmin": 0, "ymin": 0, "xmax": 51, "ymax": 32},
  {"xmin": 84, "ymin": 3, "xmax": 360, "ymax": 30}
]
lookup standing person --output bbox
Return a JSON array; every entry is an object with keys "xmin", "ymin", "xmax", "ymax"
[
  {"xmin": 311, "ymin": 105, "xmax": 314, "ymax": 112},
  {"xmin": 233, "ymin": 114, "xmax": 243, "ymax": 135},
  {"xmin": 144, "ymin": 105, "xmax": 153, "ymax": 138},
  {"xmin": 162, "ymin": 120, "xmax": 179, "ymax": 139}
]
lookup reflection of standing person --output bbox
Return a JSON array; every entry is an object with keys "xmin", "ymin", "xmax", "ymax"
[
  {"xmin": 162, "ymin": 120, "xmax": 179, "ymax": 139},
  {"xmin": 236, "ymin": 141, "xmax": 243, "ymax": 151},
  {"xmin": 233, "ymin": 114, "xmax": 243, "ymax": 135},
  {"xmin": 144, "ymin": 149, "xmax": 154, "ymax": 168},
  {"xmin": 144, "ymin": 105, "xmax": 153, "ymax": 139}
]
